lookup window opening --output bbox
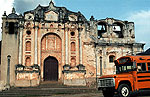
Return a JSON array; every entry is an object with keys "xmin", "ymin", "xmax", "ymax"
[
  {"xmin": 97, "ymin": 22, "xmax": 107, "ymax": 38},
  {"xmin": 71, "ymin": 32, "xmax": 75, "ymax": 36},
  {"xmin": 26, "ymin": 30, "xmax": 31, "ymax": 35},
  {"xmin": 109, "ymin": 55, "xmax": 115, "ymax": 63},
  {"xmin": 137, "ymin": 63, "xmax": 147, "ymax": 72},
  {"xmin": 9, "ymin": 22, "xmax": 15, "ymax": 34},
  {"xmin": 113, "ymin": 22, "xmax": 124, "ymax": 38},
  {"xmin": 148, "ymin": 63, "xmax": 150, "ymax": 71}
]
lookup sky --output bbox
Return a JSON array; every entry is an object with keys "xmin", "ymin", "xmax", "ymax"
[{"xmin": 0, "ymin": 0, "xmax": 150, "ymax": 50}]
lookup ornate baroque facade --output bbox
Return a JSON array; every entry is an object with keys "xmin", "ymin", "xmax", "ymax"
[{"xmin": 1, "ymin": 1, "xmax": 144, "ymax": 87}]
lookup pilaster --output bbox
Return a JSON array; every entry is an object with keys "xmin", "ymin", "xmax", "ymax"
[
  {"xmin": 65, "ymin": 28, "xmax": 69, "ymax": 65},
  {"xmin": 34, "ymin": 26, "xmax": 39, "ymax": 65},
  {"xmin": 18, "ymin": 26, "xmax": 23, "ymax": 64}
]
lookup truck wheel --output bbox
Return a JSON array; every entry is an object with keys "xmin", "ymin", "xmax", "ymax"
[
  {"xmin": 118, "ymin": 84, "xmax": 131, "ymax": 97},
  {"xmin": 102, "ymin": 90, "xmax": 114, "ymax": 97}
]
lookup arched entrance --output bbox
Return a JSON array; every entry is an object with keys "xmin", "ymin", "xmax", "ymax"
[
  {"xmin": 44, "ymin": 56, "xmax": 58, "ymax": 81},
  {"xmin": 41, "ymin": 33, "xmax": 62, "ymax": 81}
]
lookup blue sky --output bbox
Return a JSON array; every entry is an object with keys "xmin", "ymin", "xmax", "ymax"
[
  {"xmin": 0, "ymin": 0, "xmax": 150, "ymax": 50},
  {"xmin": 55, "ymin": 0, "xmax": 150, "ymax": 19}
]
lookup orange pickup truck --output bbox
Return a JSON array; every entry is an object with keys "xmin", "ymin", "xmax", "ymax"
[{"xmin": 98, "ymin": 55, "xmax": 150, "ymax": 97}]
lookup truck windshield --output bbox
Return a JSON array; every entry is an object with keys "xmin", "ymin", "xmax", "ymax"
[{"xmin": 116, "ymin": 62, "xmax": 134, "ymax": 74}]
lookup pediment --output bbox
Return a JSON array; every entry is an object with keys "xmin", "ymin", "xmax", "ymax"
[
  {"xmin": 25, "ymin": 13, "xmax": 34, "ymax": 20},
  {"xmin": 69, "ymin": 15, "xmax": 77, "ymax": 21},
  {"xmin": 45, "ymin": 11, "xmax": 58, "ymax": 21}
]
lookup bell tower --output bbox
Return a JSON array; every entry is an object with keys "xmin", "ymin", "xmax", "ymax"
[{"xmin": 1, "ymin": 7, "xmax": 21, "ymax": 87}]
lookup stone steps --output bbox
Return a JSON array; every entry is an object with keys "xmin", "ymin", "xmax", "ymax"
[{"xmin": 0, "ymin": 81, "xmax": 99, "ymax": 97}]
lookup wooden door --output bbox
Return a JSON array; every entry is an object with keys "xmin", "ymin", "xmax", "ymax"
[{"xmin": 44, "ymin": 56, "xmax": 58, "ymax": 81}]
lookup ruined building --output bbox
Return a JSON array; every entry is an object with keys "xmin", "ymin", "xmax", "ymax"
[{"xmin": 0, "ymin": 1, "xmax": 144, "ymax": 87}]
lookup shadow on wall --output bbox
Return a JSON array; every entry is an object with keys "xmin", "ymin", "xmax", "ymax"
[{"xmin": 0, "ymin": 41, "xmax": 1, "ymax": 80}]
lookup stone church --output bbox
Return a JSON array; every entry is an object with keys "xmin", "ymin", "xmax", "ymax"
[{"xmin": 0, "ymin": 1, "xmax": 144, "ymax": 87}]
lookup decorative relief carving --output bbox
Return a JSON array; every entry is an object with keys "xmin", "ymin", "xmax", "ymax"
[
  {"xmin": 15, "ymin": 64, "xmax": 40, "ymax": 80},
  {"xmin": 41, "ymin": 33, "xmax": 62, "ymax": 53},
  {"xmin": 16, "ymin": 73, "xmax": 39, "ymax": 80},
  {"xmin": 25, "ymin": 13, "xmax": 34, "ymax": 20},
  {"xmin": 69, "ymin": 15, "xmax": 77, "ymax": 21},
  {"xmin": 45, "ymin": 11, "xmax": 58, "ymax": 21}
]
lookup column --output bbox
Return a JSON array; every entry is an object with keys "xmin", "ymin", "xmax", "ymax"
[
  {"xmin": 77, "ymin": 27, "xmax": 85, "ymax": 70},
  {"xmin": 19, "ymin": 27, "xmax": 23, "ymax": 64},
  {"xmin": 65, "ymin": 29, "xmax": 69, "ymax": 65},
  {"xmin": 63, "ymin": 28, "xmax": 70, "ymax": 70},
  {"xmin": 79, "ymin": 31, "xmax": 83, "ymax": 64},
  {"xmin": 34, "ymin": 27, "xmax": 38, "ymax": 65}
]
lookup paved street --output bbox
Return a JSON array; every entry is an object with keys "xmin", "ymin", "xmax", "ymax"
[
  {"xmin": 1, "ymin": 89, "xmax": 150, "ymax": 97},
  {"xmin": 47, "ymin": 93, "xmax": 150, "ymax": 97},
  {"xmin": 47, "ymin": 92, "xmax": 103, "ymax": 97},
  {"xmin": 46, "ymin": 90, "xmax": 150, "ymax": 97}
]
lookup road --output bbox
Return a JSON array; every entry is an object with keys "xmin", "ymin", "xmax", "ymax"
[
  {"xmin": 48, "ymin": 94, "xmax": 150, "ymax": 97},
  {"xmin": 46, "ymin": 90, "xmax": 150, "ymax": 97},
  {"xmin": 46, "ymin": 92, "xmax": 103, "ymax": 97}
]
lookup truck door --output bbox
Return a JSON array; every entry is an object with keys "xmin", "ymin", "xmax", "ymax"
[
  {"xmin": 137, "ymin": 63, "xmax": 150, "ymax": 89},
  {"xmin": 132, "ymin": 61, "xmax": 138, "ymax": 91}
]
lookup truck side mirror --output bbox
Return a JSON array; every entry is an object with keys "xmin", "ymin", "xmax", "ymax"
[{"xmin": 133, "ymin": 61, "xmax": 137, "ymax": 70}]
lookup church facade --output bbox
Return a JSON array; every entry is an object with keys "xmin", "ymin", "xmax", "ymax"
[{"xmin": 1, "ymin": 1, "xmax": 144, "ymax": 87}]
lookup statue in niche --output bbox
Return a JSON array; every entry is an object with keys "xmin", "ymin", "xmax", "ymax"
[{"xmin": 70, "ymin": 58, "xmax": 78, "ymax": 70}]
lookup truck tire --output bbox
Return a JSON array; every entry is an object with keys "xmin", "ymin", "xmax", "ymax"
[
  {"xmin": 102, "ymin": 90, "xmax": 114, "ymax": 97},
  {"xmin": 118, "ymin": 84, "xmax": 131, "ymax": 97}
]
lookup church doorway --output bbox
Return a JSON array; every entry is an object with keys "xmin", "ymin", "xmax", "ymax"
[
  {"xmin": 41, "ymin": 33, "xmax": 62, "ymax": 81},
  {"xmin": 44, "ymin": 56, "xmax": 58, "ymax": 81}
]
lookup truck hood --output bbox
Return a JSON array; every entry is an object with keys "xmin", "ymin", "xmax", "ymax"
[{"xmin": 99, "ymin": 72, "xmax": 133, "ymax": 79}]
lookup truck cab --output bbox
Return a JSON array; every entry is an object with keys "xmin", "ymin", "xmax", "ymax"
[{"xmin": 98, "ymin": 55, "xmax": 150, "ymax": 97}]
